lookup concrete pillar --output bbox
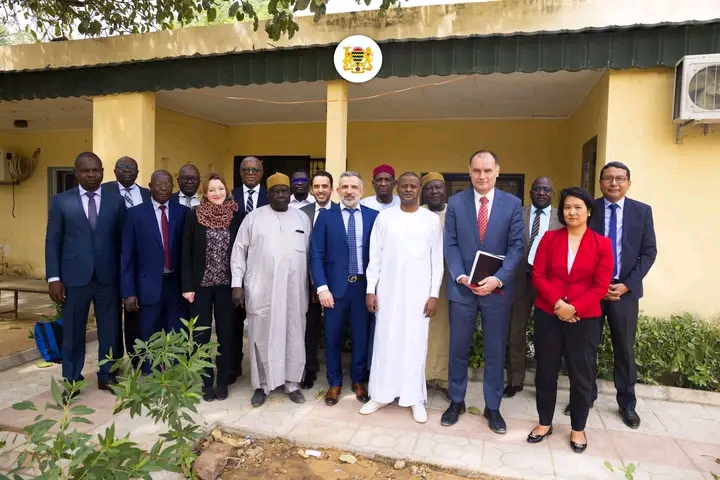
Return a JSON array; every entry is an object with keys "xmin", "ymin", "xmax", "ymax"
[
  {"xmin": 92, "ymin": 92, "xmax": 156, "ymax": 185},
  {"xmin": 325, "ymin": 80, "xmax": 348, "ymax": 200}
]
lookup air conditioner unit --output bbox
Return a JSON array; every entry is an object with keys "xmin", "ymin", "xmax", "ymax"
[
  {"xmin": 0, "ymin": 150, "xmax": 17, "ymax": 183},
  {"xmin": 673, "ymin": 53, "xmax": 720, "ymax": 124}
]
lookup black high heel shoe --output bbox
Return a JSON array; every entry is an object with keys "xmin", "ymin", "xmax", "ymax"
[
  {"xmin": 570, "ymin": 431, "xmax": 587, "ymax": 453},
  {"xmin": 527, "ymin": 426, "xmax": 553, "ymax": 444}
]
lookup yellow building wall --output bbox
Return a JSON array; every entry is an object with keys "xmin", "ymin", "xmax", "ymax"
[
  {"xmin": 567, "ymin": 73, "xmax": 609, "ymax": 185},
  {"xmin": 605, "ymin": 68, "xmax": 720, "ymax": 317},
  {"xmin": 0, "ymin": 130, "xmax": 92, "ymax": 278},
  {"xmin": 227, "ymin": 119, "xmax": 573, "ymax": 204}
]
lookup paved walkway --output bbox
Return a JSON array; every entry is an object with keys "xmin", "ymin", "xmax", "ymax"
[{"xmin": 0, "ymin": 342, "xmax": 719, "ymax": 479}]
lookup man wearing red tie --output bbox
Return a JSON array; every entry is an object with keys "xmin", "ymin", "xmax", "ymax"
[{"xmin": 121, "ymin": 170, "xmax": 189, "ymax": 373}]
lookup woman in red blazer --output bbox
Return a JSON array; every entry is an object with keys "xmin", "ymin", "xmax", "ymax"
[{"xmin": 527, "ymin": 187, "xmax": 613, "ymax": 453}]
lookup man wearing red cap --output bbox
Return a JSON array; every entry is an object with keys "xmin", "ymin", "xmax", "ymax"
[{"xmin": 360, "ymin": 164, "xmax": 400, "ymax": 211}]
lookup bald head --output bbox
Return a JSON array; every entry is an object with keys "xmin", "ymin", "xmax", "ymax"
[
  {"xmin": 114, "ymin": 156, "xmax": 139, "ymax": 188},
  {"xmin": 149, "ymin": 170, "xmax": 174, "ymax": 204},
  {"xmin": 177, "ymin": 163, "xmax": 200, "ymax": 196},
  {"xmin": 530, "ymin": 176, "xmax": 554, "ymax": 209}
]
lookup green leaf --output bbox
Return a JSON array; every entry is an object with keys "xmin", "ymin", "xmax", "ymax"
[
  {"xmin": 50, "ymin": 378, "xmax": 63, "ymax": 406},
  {"xmin": 70, "ymin": 405, "xmax": 95, "ymax": 415},
  {"xmin": 207, "ymin": 7, "xmax": 217, "ymax": 22},
  {"xmin": 12, "ymin": 401, "xmax": 37, "ymax": 411},
  {"xmin": 228, "ymin": 1, "xmax": 240, "ymax": 16},
  {"xmin": 466, "ymin": 406, "xmax": 482, "ymax": 415}
]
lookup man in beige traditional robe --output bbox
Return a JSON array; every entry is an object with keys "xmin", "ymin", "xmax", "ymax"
[
  {"xmin": 230, "ymin": 172, "xmax": 312, "ymax": 408},
  {"xmin": 421, "ymin": 172, "xmax": 451, "ymax": 401}
]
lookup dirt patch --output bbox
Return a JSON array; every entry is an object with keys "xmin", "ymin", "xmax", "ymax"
[{"xmin": 200, "ymin": 430, "xmax": 503, "ymax": 480}]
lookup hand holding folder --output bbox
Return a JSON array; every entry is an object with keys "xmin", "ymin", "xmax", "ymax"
[{"xmin": 469, "ymin": 250, "xmax": 505, "ymax": 287}]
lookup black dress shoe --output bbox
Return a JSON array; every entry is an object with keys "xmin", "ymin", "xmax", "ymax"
[
  {"xmin": 288, "ymin": 390, "xmax": 306, "ymax": 404},
  {"xmin": 251, "ymin": 389, "xmax": 268, "ymax": 407},
  {"xmin": 570, "ymin": 432, "xmax": 587, "ymax": 453},
  {"xmin": 503, "ymin": 384, "xmax": 523, "ymax": 398},
  {"xmin": 527, "ymin": 425, "xmax": 553, "ymax": 444},
  {"xmin": 202, "ymin": 387, "xmax": 216, "ymax": 402},
  {"xmin": 228, "ymin": 374, "xmax": 237, "ymax": 385},
  {"xmin": 98, "ymin": 378, "xmax": 118, "ymax": 395},
  {"xmin": 301, "ymin": 371, "xmax": 316, "ymax": 389},
  {"xmin": 215, "ymin": 385, "xmax": 228, "ymax": 401},
  {"xmin": 620, "ymin": 408, "xmax": 641, "ymax": 429},
  {"xmin": 483, "ymin": 407, "xmax": 507, "ymax": 434},
  {"xmin": 441, "ymin": 402, "xmax": 466, "ymax": 426}
]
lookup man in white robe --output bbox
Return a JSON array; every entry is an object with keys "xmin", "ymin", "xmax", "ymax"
[
  {"xmin": 360, "ymin": 172, "xmax": 444, "ymax": 423},
  {"xmin": 230, "ymin": 172, "xmax": 312, "ymax": 407}
]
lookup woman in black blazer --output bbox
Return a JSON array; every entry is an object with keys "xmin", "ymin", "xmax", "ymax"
[{"xmin": 181, "ymin": 173, "xmax": 242, "ymax": 402}]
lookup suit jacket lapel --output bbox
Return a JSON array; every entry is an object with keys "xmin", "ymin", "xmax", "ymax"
[
  {"xmin": 620, "ymin": 198, "xmax": 633, "ymax": 268},
  {"xmin": 523, "ymin": 206, "xmax": 531, "ymax": 246},
  {"xmin": 168, "ymin": 204, "xmax": 180, "ymax": 254},
  {"xmin": 74, "ymin": 189, "xmax": 92, "ymax": 231},
  {"xmin": 147, "ymin": 203, "xmax": 163, "ymax": 250},
  {"xmin": 484, "ymin": 189, "xmax": 504, "ymax": 245},
  {"xmin": 335, "ymin": 206, "xmax": 348, "ymax": 247},
  {"xmin": 464, "ymin": 189, "xmax": 481, "ymax": 248}
]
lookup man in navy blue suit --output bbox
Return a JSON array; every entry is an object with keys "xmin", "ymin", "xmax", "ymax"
[
  {"xmin": 443, "ymin": 150, "xmax": 525, "ymax": 434},
  {"xmin": 562, "ymin": 161, "xmax": 656, "ymax": 429},
  {"xmin": 310, "ymin": 171, "xmax": 378, "ymax": 407},
  {"xmin": 121, "ymin": 170, "xmax": 188, "ymax": 373},
  {"xmin": 45, "ymin": 152, "xmax": 126, "ymax": 399},
  {"xmin": 229, "ymin": 156, "xmax": 268, "ymax": 380},
  {"xmin": 101, "ymin": 156, "xmax": 150, "ymax": 367}
]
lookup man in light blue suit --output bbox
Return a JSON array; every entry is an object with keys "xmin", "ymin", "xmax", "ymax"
[{"xmin": 443, "ymin": 150, "xmax": 525, "ymax": 434}]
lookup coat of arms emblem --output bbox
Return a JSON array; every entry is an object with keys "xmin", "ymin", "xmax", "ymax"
[{"xmin": 342, "ymin": 46, "xmax": 373, "ymax": 74}]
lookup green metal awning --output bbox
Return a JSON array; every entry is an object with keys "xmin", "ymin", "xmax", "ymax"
[{"xmin": 0, "ymin": 22, "xmax": 718, "ymax": 101}]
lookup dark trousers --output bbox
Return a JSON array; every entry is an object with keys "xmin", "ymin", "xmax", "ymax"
[
  {"xmin": 365, "ymin": 313, "xmax": 376, "ymax": 382},
  {"xmin": 592, "ymin": 294, "xmax": 640, "ymax": 410},
  {"xmin": 233, "ymin": 305, "xmax": 245, "ymax": 375},
  {"xmin": 507, "ymin": 268, "xmax": 536, "ymax": 386},
  {"xmin": 123, "ymin": 309, "xmax": 141, "ymax": 366},
  {"xmin": 191, "ymin": 285, "xmax": 235, "ymax": 388},
  {"xmin": 324, "ymin": 281, "xmax": 370, "ymax": 387},
  {"xmin": 534, "ymin": 308, "xmax": 602, "ymax": 431},
  {"xmin": 304, "ymin": 296, "xmax": 322, "ymax": 375},
  {"xmin": 138, "ymin": 275, "xmax": 186, "ymax": 373},
  {"xmin": 62, "ymin": 275, "xmax": 121, "ymax": 383},
  {"xmin": 448, "ymin": 296, "xmax": 511, "ymax": 410}
]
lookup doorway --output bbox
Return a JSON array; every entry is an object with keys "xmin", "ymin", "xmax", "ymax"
[{"xmin": 581, "ymin": 136, "xmax": 598, "ymax": 197}]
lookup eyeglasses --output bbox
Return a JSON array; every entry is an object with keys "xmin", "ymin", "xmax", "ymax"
[
  {"xmin": 241, "ymin": 168, "xmax": 261, "ymax": 174},
  {"xmin": 601, "ymin": 176, "xmax": 628, "ymax": 185},
  {"xmin": 532, "ymin": 186, "xmax": 553, "ymax": 194},
  {"xmin": 116, "ymin": 164, "xmax": 138, "ymax": 172},
  {"xmin": 292, "ymin": 178, "xmax": 309, "ymax": 184}
]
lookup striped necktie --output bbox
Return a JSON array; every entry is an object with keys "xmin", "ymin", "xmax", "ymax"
[
  {"xmin": 123, "ymin": 188, "xmax": 134, "ymax": 209},
  {"xmin": 184, "ymin": 195, "xmax": 191, "ymax": 207},
  {"xmin": 246, "ymin": 189, "xmax": 255, "ymax": 214}
]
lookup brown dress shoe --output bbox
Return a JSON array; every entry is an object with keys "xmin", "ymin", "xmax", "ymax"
[
  {"xmin": 352, "ymin": 383, "xmax": 370, "ymax": 403},
  {"xmin": 325, "ymin": 386, "xmax": 341, "ymax": 406}
]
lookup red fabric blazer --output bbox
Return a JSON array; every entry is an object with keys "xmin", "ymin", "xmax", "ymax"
[{"xmin": 532, "ymin": 227, "xmax": 614, "ymax": 318}]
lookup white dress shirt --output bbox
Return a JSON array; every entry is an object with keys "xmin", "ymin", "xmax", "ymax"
[
  {"xmin": 359, "ymin": 195, "xmax": 400, "ymax": 211},
  {"xmin": 289, "ymin": 193, "xmax": 316, "ymax": 209},
  {"xmin": 242, "ymin": 184, "xmax": 258, "ymax": 210},
  {"xmin": 604, "ymin": 196, "xmax": 625, "ymax": 279},
  {"xmin": 118, "ymin": 182, "xmax": 143, "ymax": 208},
  {"xmin": 527, "ymin": 205, "xmax": 552, "ymax": 266},
  {"xmin": 177, "ymin": 191, "xmax": 200, "ymax": 207},
  {"xmin": 151, "ymin": 198, "xmax": 170, "ymax": 235},
  {"xmin": 316, "ymin": 203, "xmax": 364, "ymax": 294},
  {"xmin": 48, "ymin": 186, "xmax": 102, "ymax": 283}
]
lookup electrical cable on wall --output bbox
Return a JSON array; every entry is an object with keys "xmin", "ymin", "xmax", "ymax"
[{"xmin": 9, "ymin": 148, "xmax": 40, "ymax": 218}]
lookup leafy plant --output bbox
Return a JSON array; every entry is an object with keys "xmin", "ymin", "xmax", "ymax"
[
  {"xmin": 1, "ymin": 316, "xmax": 217, "ymax": 479},
  {"xmin": 604, "ymin": 461, "xmax": 636, "ymax": 479}
]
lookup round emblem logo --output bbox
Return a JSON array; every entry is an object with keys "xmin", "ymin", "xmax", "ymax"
[{"xmin": 333, "ymin": 35, "xmax": 383, "ymax": 83}]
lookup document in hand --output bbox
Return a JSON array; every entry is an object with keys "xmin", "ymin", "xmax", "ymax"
[{"xmin": 469, "ymin": 250, "xmax": 506, "ymax": 286}]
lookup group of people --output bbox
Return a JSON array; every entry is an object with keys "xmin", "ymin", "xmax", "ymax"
[{"xmin": 44, "ymin": 149, "xmax": 656, "ymax": 454}]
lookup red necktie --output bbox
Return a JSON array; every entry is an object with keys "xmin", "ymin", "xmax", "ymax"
[
  {"xmin": 159, "ymin": 205, "xmax": 172, "ymax": 271},
  {"xmin": 477, "ymin": 196, "xmax": 489, "ymax": 241}
]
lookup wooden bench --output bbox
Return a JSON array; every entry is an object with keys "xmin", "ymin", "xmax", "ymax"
[{"xmin": 0, "ymin": 278, "xmax": 50, "ymax": 321}]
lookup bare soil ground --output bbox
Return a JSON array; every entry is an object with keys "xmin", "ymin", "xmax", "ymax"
[{"xmin": 204, "ymin": 432, "xmax": 503, "ymax": 480}]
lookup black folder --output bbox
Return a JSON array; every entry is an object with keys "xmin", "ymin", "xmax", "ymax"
[{"xmin": 469, "ymin": 250, "xmax": 505, "ymax": 286}]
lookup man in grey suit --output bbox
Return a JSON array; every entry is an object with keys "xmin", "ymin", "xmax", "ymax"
[
  {"xmin": 504, "ymin": 176, "xmax": 562, "ymax": 398},
  {"xmin": 443, "ymin": 150, "xmax": 525, "ymax": 434},
  {"xmin": 300, "ymin": 170, "xmax": 337, "ymax": 388}
]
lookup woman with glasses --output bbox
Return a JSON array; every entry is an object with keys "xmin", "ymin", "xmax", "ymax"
[{"xmin": 527, "ymin": 187, "xmax": 613, "ymax": 453}]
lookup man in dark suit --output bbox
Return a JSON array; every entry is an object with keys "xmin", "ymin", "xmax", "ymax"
[
  {"xmin": 443, "ymin": 150, "xmax": 525, "ymax": 434},
  {"xmin": 310, "ymin": 171, "xmax": 378, "ymax": 407},
  {"xmin": 101, "ymin": 156, "xmax": 151, "ymax": 366},
  {"xmin": 120, "ymin": 170, "xmax": 189, "ymax": 373},
  {"xmin": 563, "ymin": 161, "xmax": 657, "ymax": 428},
  {"xmin": 300, "ymin": 170, "xmax": 337, "ymax": 389},
  {"xmin": 229, "ymin": 156, "xmax": 268, "ymax": 379},
  {"xmin": 504, "ymin": 176, "xmax": 562, "ymax": 398},
  {"xmin": 45, "ymin": 152, "xmax": 126, "ymax": 399},
  {"xmin": 170, "ymin": 164, "xmax": 201, "ymax": 207}
]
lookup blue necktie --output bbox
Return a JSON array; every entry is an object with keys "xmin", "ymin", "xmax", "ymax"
[
  {"xmin": 86, "ymin": 192, "xmax": 98, "ymax": 230},
  {"xmin": 246, "ymin": 190, "xmax": 255, "ymax": 214},
  {"xmin": 347, "ymin": 208, "xmax": 358, "ymax": 275},
  {"xmin": 608, "ymin": 203, "xmax": 619, "ymax": 278}
]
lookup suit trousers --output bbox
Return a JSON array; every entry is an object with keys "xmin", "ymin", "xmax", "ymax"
[
  {"xmin": 448, "ymin": 294, "xmax": 511, "ymax": 410},
  {"xmin": 324, "ymin": 280, "xmax": 370, "ymax": 387},
  {"xmin": 123, "ymin": 308, "xmax": 141, "ymax": 367},
  {"xmin": 138, "ymin": 274, "xmax": 186, "ymax": 373},
  {"xmin": 233, "ymin": 305, "xmax": 246, "ymax": 375},
  {"xmin": 304, "ymin": 296, "xmax": 322, "ymax": 375},
  {"xmin": 191, "ymin": 285, "xmax": 235, "ymax": 388},
  {"xmin": 534, "ymin": 308, "xmax": 602, "ymax": 431},
  {"xmin": 592, "ymin": 294, "xmax": 640, "ymax": 411},
  {"xmin": 507, "ymin": 268, "xmax": 536, "ymax": 386},
  {"xmin": 62, "ymin": 274, "xmax": 121, "ymax": 383}
]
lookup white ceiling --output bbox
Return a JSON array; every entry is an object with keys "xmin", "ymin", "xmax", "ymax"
[{"xmin": 0, "ymin": 70, "xmax": 605, "ymax": 131}]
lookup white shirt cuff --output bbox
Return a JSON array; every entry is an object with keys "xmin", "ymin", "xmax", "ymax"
[
  {"xmin": 316, "ymin": 285, "xmax": 329, "ymax": 293},
  {"xmin": 47, "ymin": 277, "xmax": 60, "ymax": 283}
]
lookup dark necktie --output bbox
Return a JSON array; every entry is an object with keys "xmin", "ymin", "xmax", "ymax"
[
  {"xmin": 159, "ymin": 205, "xmax": 172, "ymax": 272},
  {"xmin": 246, "ymin": 190, "xmax": 255, "ymax": 214},
  {"xmin": 86, "ymin": 192, "xmax": 98, "ymax": 230},
  {"xmin": 529, "ymin": 209, "xmax": 542, "ymax": 247},
  {"xmin": 184, "ymin": 195, "xmax": 191, "ymax": 207},
  {"xmin": 347, "ymin": 208, "xmax": 358, "ymax": 275},
  {"xmin": 608, "ymin": 203, "xmax": 619, "ymax": 278},
  {"xmin": 123, "ymin": 188, "xmax": 134, "ymax": 209}
]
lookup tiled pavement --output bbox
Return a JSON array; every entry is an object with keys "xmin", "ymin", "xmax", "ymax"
[{"xmin": 1, "ymin": 342, "xmax": 719, "ymax": 479}]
